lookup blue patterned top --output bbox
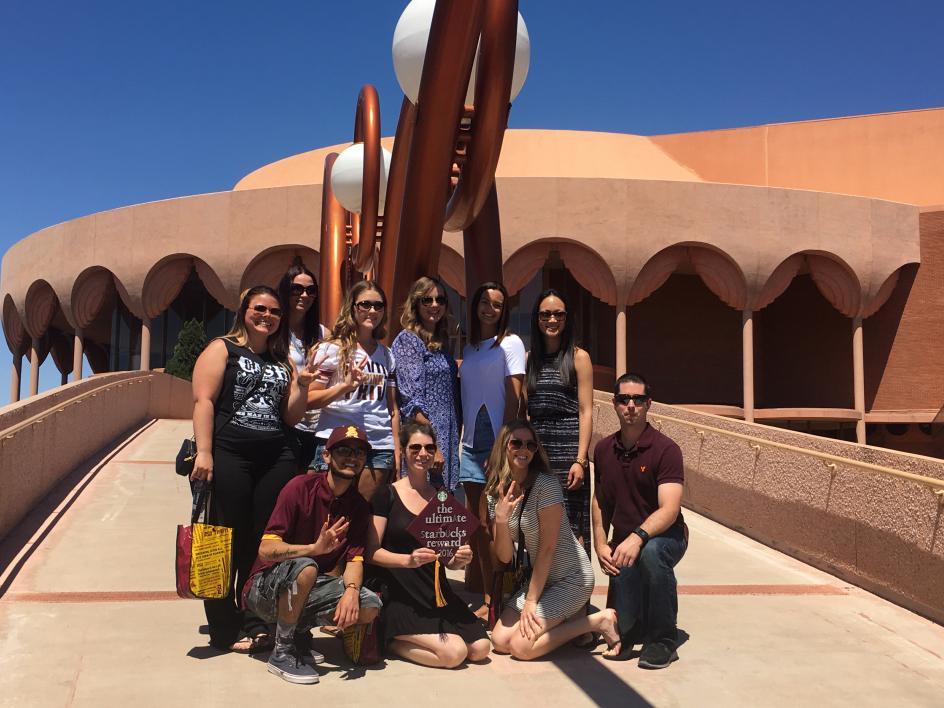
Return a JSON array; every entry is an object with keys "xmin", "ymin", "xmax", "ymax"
[{"xmin": 392, "ymin": 329, "xmax": 462, "ymax": 490}]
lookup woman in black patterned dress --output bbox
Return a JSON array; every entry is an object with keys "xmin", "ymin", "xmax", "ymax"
[{"xmin": 525, "ymin": 289, "xmax": 594, "ymax": 557}]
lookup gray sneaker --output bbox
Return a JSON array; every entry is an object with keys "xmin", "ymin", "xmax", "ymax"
[
  {"xmin": 309, "ymin": 648, "xmax": 325, "ymax": 665},
  {"xmin": 267, "ymin": 649, "xmax": 320, "ymax": 684}
]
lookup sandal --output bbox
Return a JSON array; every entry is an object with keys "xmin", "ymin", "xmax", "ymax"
[
  {"xmin": 319, "ymin": 625, "xmax": 342, "ymax": 638},
  {"xmin": 599, "ymin": 609, "xmax": 623, "ymax": 659},
  {"xmin": 228, "ymin": 632, "xmax": 273, "ymax": 654}
]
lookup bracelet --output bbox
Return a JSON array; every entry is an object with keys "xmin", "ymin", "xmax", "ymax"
[
  {"xmin": 575, "ymin": 457, "xmax": 589, "ymax": 469},
  {"xmin": 345, "ymin": 582, "xmax": 359, "ymax": 591}
]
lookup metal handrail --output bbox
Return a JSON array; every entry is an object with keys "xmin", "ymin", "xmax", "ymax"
[
  {"xmin": 1, "ymin": 373, "xmax": 154, "ymax": 440},
  {"xmin": 649, "ymin": 412, "xmax": 944, "ymax": 494}
]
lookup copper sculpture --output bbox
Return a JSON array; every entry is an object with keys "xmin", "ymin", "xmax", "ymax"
[{"xmin": 319, "ymin": 0, "xmax": 519, "ymax": 332}]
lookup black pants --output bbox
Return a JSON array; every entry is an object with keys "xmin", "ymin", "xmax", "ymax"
[{"xmin": 202, "ymin": 434, "xmax": 299, "ymax": 649}]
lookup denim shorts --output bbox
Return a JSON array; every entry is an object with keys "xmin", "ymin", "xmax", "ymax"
[
  {"xmin": 244, "ymin": 557, "xmax": 382, "ymax": 630},
  {"xmin": 458, "ymin": 407, "xmax": 495, "ymax": 485},
  {"xmin": 311, "ymin": 440, "xmax": 395, "ymax": 471}
]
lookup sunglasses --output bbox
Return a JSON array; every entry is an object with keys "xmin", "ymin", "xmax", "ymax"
[
  {"xmin": 407, "ymin": 443, "xmax": 437, "ymax": 454},
  {"xmin": 538, "ymin": 310, "xmax": 567, "ymax": 322},
  {"xmin": 615, "ymin": 393, "xmax": 650, "ymax": 406},
  {"xmin": 355, "ymin": 300, "xmax": 385, "ymax": 312},
  {"xmin": 420, "ymin": 295, "xmax": 447, "ymax": 307},
  {"xmin": 290, "ymin": 284, "xmax": 318, "ymax": 297},
  {"xmin": 332, "ymin": 444, "xmax": 368, "ymax": 458},
  {"xmin": 508, "ymin": 438, "xmax": 538, "ymax": 452},
  {"xmin": 250, "ymin": 304, "xmax": 282, "ymax": 318}
]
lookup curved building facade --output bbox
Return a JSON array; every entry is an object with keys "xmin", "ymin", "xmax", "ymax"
[{"xmin": 3, "ymin": 110, "xmax": 944, "ymax": 456}]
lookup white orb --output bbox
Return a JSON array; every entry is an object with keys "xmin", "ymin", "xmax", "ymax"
[
  {"xmin": 330, "ymin": 143, "xmax": 393, "ymax": 214},
  {"xmin": 392, "ymin": 0, "xmax": 530, "ymax": 105}
]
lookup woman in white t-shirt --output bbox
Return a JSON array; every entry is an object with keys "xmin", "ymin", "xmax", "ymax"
[
  {"xmin": 277, "ymin": 263, "xmax": 330, "ymax": 472},
  {"xmin": 458, "ymin": 281, "xmax": 526, "ymax": 616},
  {"xmin": 309, "ymin": 281, "xmax": 400, "ymax": 502}
]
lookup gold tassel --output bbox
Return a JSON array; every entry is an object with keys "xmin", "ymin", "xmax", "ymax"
[{"xmin": 434, "ymin": 557, "xmax": 447, "ymax": 608}]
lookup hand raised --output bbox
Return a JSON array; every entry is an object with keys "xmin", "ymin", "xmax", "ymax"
[
  {"xmin": 495, "ymin": 480, "xmax": 523, "ymax": 524},
  {"xmin": 310, "ymin": 515, "xmax": 350, "ymax": 556}
]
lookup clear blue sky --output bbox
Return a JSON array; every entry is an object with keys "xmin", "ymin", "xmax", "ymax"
[{"xmin": 2, "ymin": 0, "xmax": 943, "ymax": 402}]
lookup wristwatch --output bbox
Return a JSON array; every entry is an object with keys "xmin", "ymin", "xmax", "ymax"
[
  {"xmin": 575, "ymin": 457, "xmax": 589, "ymax": 469},
  {"xmin": 632, "ymin": 527, "xmax": 650, "ymax": 545}
]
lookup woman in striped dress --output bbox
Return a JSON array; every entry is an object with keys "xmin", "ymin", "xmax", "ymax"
[
  {"xmin": 526, "ymin": 289, "xmax": 594, "ymax": 556},
  {"xmin": 486, "ymin": 420, "xmax": 618, "ymax": 660}
]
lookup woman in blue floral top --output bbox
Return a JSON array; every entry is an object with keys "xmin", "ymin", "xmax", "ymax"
[{"xmin": 392, "ymin": 276, "xmax": 461, "ymax": 490}]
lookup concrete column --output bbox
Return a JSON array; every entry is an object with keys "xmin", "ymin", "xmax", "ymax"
[
  {"xmin": 29, "ymin": 337, "xmax": 40, "ymax": 397},
  {"xmin": 615, "ymin": 304, "xmax": 628, "ymax": 377},
  {"xmin": 852, "ymin": 316, "xmax": 866, "ymax": 444},
  {"xmin": 742, "ymin": 309, "xmax": 755, "ymax": 423},
  {"xmin": 72, "ymin": 328, "xmax": 84, "ymax": 382},
  {"xmin": 10, "ymin": 356, "xmax": 21, "ymax": 403},
  {"xmin": 140, "ymin": 318, "xmax": 151, "ymax": 371}
]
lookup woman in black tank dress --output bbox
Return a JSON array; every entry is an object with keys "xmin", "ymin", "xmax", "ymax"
[
  {"xmin": 526, "ymin": 289, "xmax": 594, "ymax": 557},
  {"xmin": 367, "ymin": 420, "xmax": 490, "ymax": 668},
  {"xmin": 190, "ymin": 286, "xmax": 318, "ymax": 652}
]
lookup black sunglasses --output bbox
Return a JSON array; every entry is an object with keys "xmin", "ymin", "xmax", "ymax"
[
  {"xmin": 407, "ymin": 443, "xmax": 437, "ymax": 454},
  {"xmin": 615, "ymin": 393, "xmax": 650, "ymax": 406},
  {"xmin": 332, "ymin": 444, "xmax": 367, "ymax": 458},
  {"xmin": 508, "ymin": 438, "xmax": 538, "ymax": 452},
  {"xmin": 538, "ymin": 310, "xmax": 567, "ymax": 322},
  {"xmin": 355, "ymin": 300, "xmax": 385, "ymax": 312},
  {"xmin": 290, "ymin": 284, "xmax": 318, "ymax": 297},
  {"xmin": 420, "ymin": 295, "xmax": 447, "ymax": 307},
  {"xmin": 250, "ymin": 304, "xmax": 282, "ymax": 317}
]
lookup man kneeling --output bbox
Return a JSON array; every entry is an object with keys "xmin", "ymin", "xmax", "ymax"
[{"xmin": 244, "ymin": 425, "xmax": 382, "ymax": 684}]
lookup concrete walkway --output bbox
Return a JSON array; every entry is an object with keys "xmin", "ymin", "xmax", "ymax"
[{"xmin": 1, "ymin": 419, "xmax": 943, "ymax": 707}]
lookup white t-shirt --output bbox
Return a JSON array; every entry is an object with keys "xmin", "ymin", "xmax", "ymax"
[
  {"xmin": 289, "ymin": 326, "xmax": 329, "ymax": 433},
  {"xmin": 313, "ymin": 340, "xmax": 397, "ymax": 449},
  {"xmin": 459, "ymin": 334, "xmax": 526, "ymax": 447}
]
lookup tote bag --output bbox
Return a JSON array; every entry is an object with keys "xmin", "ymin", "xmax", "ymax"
[{"xmin": 175, "ymin": 484, "xmax": 233, "ymax": 600}]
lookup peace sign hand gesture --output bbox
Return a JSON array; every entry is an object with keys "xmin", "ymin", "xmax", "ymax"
[
  {"xmin": 494, "ymin": 480, "xmax": 524, "ymax": 525},
  {"xmin": 297, "ymin": 345, "xmax": 329, "ymax": 388},
  {"xmin": 340, "ymin": 356, "xmax": 369, "ymax": 394},
  {"xmin": 310, "ymin": 515, "xmax": 350, "ymax": 556}
]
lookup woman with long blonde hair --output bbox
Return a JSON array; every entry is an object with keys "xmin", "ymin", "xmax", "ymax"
[
  {"xmin": 392, "ymin": 276, "xmax": 461, "ymax": 490},
  {"xmin": 308, "ymin": 280, "xmax": 400, "ymax": 501},
  {"xmin": 190, "ymin": 285, "xmax": 317, "ymax": 652},
  {"xmin": 486, "ymin": 420, "xmax": 618, "ymax": 660}
]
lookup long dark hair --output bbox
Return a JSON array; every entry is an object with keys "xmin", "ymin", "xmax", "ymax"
[
  {"xmin": 469, "ymin": 281, "xmax": 510, "ymax": 349},
  {"xmin": 526, "ymin": 288, "xmax": 575, "ymax": 393},
  {"xmin": 223, "ymin": 285, "xmax": 290, "ymax": 369},
  {"xmin": 277, "ymin": 262, "xmax": 321, "ymax": 354}
]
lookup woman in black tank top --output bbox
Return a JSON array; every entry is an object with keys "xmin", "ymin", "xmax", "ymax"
[{"xmin": 190, "ymin": 286, "xmax": 318, "ymax": 652}]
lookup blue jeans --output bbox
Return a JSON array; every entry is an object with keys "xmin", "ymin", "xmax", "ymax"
[
  {"xmin": 607, "ymin": 523, "xmax": 687, "ymax": 648},
  {"xmin": 458, "ymin": 406, "xmax": 494, "ymax": 484}
]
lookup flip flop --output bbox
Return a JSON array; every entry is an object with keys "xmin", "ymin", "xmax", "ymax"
[{"xmin": 319, "ymin": 625, "xmax": 342, "ymax": 638}]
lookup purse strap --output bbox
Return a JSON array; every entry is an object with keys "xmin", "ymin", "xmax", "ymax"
[
  {"xmin": 191, "ymin": 481, "xmax": 212, "ymax": 524},
  {"xmin": 513, "ymin": 481, "xmax": 535, "ymax": 570}
]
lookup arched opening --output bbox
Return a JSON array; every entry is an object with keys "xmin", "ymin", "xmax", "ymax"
[
  {"xmin": 508, "ymin": 250, "xmax": 616, "ymax": 375},
  {"xmin": 628, "ymin": 273, "xmax": 741, "ymax": 405},
  {"xmin": 756, "ymin": 273, "xmax": 853, "ymax": 409}
]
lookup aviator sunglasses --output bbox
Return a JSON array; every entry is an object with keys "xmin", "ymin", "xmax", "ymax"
[
  {"xmin": 355, "ymin": 300, "xmax": 386, "ymax": 312},
  {"xmin": 407, "ymin": 443, "xmax": 437, "ymax": 454},
  {"xmin": 420, "ymin": 295, "xmax": 447, "ymax": 307},
  {"xmin": 508, "ymin": 437, "xmax": 538, "ymax": 452},
  {"xmin": 250, "ymin": 304, "xmax": 282, "ymax": 318},
  {"xmin": 290, "ymin": 284, "xmax": 318, "ymax": 297},
  {"xmin": 615, "ymin": 393, "xmax": 650, "ymax": 406}
]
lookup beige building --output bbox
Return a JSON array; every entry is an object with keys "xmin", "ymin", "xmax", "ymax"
[{"xmin": 3, "ymin": 108, "xmax": 943, "ymax": 456}]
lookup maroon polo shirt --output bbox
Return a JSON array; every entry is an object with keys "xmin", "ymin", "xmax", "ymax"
[
  {"xmin": 248, "ymin": 471, "xmax": 369, "ymax": 581},
  {"xmin": 593, "ymin": 423, "xmax": 685, "ymax": 546}
]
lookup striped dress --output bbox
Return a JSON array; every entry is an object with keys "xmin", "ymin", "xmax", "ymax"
[
  {"xmin": 527, "ymin": 353, "xmax": 591, "ymax": 556},
  {"xmin": 490, "ymin": 473, "xmax": 594, "ymax": 620}
]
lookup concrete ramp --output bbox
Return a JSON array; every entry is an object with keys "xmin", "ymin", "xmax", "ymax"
[{"xmin": 1, "ymin": 419, "xmax": 943, "ymax": 707}]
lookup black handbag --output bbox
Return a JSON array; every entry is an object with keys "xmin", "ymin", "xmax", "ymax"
[{"xmin": 175, "ymin": 375, "xmax": 264, "ymax": 476}]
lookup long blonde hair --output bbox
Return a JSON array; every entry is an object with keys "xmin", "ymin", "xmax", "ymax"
[
  {"xmin": 222, "ymin": 286, "xmax": 289, "ymax": 368},
  {"xmin": 399, "ymin": 276, "xmax": 449, "ymax": 351},
  {"xmin": 483, "ymin": 419, "xmax": 554, "ymax": 499},
  {"xmin": 327, "ymin": 280, "xmax": 387, "ymax": 372}
]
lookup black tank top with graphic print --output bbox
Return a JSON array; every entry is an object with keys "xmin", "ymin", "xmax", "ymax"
[{"xmin": 214, "ymin": 339, "xmax": 290, "ymax": 444}]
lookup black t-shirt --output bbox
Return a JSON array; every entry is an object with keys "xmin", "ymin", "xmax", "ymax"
[{"xmin": 215, "ymin": 338, "xmax": 290, "ymax": 443}]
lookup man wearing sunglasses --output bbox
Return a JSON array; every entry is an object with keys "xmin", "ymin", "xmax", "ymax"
[
  {"xmin": 591, "ymin": 373, "xmax": 687, "ymax": 669},
  {"xmin": 244, "ymin": 425, "xmax": 382, "ymax": 684}
]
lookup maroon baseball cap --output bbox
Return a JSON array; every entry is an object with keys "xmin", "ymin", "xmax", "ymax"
[{"xmin": 325, "ymin": 425, "xmax": 372, "ymax": 451}]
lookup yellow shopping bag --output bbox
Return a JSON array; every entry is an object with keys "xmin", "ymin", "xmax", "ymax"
[{"xmin": 176, "ymin": 484, "xmax": 233, "ymax": 600}]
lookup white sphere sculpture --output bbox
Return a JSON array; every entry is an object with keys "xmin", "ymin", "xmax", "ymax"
[
  {"xmin": 330, "ymin": 143, "xmax": 393, "ymax": 214},
  {"xmin": 392, "ymin": 0, "xmax": 530, "ymax": 105}
]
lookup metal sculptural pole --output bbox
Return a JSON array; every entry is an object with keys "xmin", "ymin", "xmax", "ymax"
[
  {"xmin": 319, "ymin": 153, "xmax": 347, "ymax": 326},
  {"xmin": 350, "ymin": 86, "xmax": 382, "ymax": 273}
]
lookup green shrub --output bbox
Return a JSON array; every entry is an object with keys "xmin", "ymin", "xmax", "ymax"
[{"xmin": 165, "ymin": 319, "xmax": 208, "ymax": 381}]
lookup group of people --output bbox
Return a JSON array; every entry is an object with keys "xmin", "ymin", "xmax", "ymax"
[{"xmin": 188, "ymin": 264, "xmax": 688, "ymax": 685}]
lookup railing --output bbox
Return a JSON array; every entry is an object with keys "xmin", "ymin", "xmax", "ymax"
[{"xmin": 650, "ymin": 412, "xmax": 944, "ymax": 497}]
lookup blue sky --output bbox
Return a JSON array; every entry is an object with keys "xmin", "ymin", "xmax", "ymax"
[{"xmin": 2, "ymin": 0, "xmax": 943, "ymax": 402}]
